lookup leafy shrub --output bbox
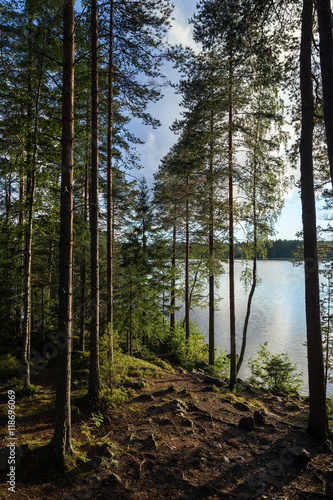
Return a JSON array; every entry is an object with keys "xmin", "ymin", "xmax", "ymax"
[
  {"xmin": 99, "ymin": 328, "xmax": 167, "ymax": 387},
  {"xmin": 0, "ymin": 354, "xmax": 19, "ymax": 381},
  {"xmin": 248, "ymin": 342, "xmax": 303, "ymax": 395},
  {"xmin": 164, "ymin": 321, "xmax": 208, "ymax": 370},
  {"xmin": 101, "ymin": 386, "xmax": 135, "ymax": 408},
  {"xmin": 206, "ymin": 349, "xmax": 230, "ymax": 378}
]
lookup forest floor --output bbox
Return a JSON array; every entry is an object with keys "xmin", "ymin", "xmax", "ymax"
[{"xmin": 0, "ymin": 364, "xmax": 333, "ymax": 499}]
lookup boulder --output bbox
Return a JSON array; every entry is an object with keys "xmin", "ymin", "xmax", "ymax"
[
  {"xmin": 279, "ymin": 446, "xmax": 311, "ymax": 466},
  {"xmin": 239, "ymin": 416, "xmax": 255, "ymax": 431},
  {"xmin": 253, "ymin": 410, "xmax": 266, "ymax": 425},
  {"xmin": 122, "ymin": 379, "xmax": 146, "ymax": 390},
  {"xmin": 234, "ymin": 401, "xmax": 251, "ymax": 412}
]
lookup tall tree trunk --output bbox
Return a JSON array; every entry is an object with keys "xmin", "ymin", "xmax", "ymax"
[
  {"xmin": 107, "ymin": 0, "xmax": 114, "ymax": 328},
  {"xmin": 209, "ymin": 108, "xmax": 215, "ymax": 366},
  {"xmin": 17, "ymin": 142, "xmax": 25, "ymax": 338},
  {"xmin": 89, "ymin": 0, "xmax": 100, "ymax": 399},
  {"xmin": 170, "ymin": 220, "xmax": 176, "ymax": 331},
  {"xmin": 185, "ymin": 175, "xmax": 190, "ymax": 340},
  {"xmin": 50, "ymin": 0, "xmax": 75, "ymax": 465},
  {"xmin": 80, "ymin": 106, "xmax": 89, "ymax": 352},
  {"xmin": 300, "ymin": 0, "xmax": 328, "ymax": 439},
  {"xmin": 228, "ymin": 53, "xmax": 237, "ymax": 389},
  {"xmin": 316, "ymin": 0, "xmax": 333, "ymax": 187},
  {"xmin": 22, "ymin": 18, "xmax": 44, "ymax": 387}
]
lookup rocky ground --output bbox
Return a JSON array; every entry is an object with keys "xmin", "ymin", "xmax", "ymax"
[{"xmin": 1, "ymin": 368, "xmax": 333, "ymax": 499}]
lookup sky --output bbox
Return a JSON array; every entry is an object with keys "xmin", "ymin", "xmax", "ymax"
[{"xmin": 128, "ymin": 0, "xmax": 324, "ymax": 241}]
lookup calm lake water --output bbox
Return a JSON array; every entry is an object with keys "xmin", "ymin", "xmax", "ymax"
[{"xmin": 177, "ymin": 260, "xmax": 333, "ymax": 397}]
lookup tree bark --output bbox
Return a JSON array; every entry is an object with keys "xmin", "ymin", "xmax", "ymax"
[
  {"xmin": 89, "ymin": 0, "xmax": 100, "ymax": 399},
  {"xmin": 228, "ymin": 53, "xmax": 237, "ymax": 389},
  {"xmin": 50, "ymin": 0, "xmax": 75, "ymax": 466},
  {"xmin": 22, "ymin": 17, "xmax": 44, "ymax": 387},
  {"xmin": 300, "ymin": 0, "xmax": 328, "ymax": 439},
  {"xmin": 107, "ymin": 0, "xmax": 114, "ymax": 327},
  {"xmin": 209, "ymin": 108, "xmax": 215, "ymax": 366},
  {"xmin": 316, "ymin": 0, "xmax": 333, "ymax": 188},
  {"xmin": 185, "ymin": 175, "xmax": 190, "ymax": 340},
  {"xmin": 170, "ymin": 220, "xmax": 176, "ymax": 331}
]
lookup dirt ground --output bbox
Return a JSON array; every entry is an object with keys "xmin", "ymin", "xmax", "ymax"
[{"xmin": 1, "ymin": 369, "xmax": 333, "ymax": 499}]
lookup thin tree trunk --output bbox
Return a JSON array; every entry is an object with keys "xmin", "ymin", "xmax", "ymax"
[
  {"xmin": 228, "ymin": 53, "xmax": 237, "ymax": 389},
  {"xmin": 170, "ymin": 220, "xmax": 176, "ymax": 331},
  {"xmin": 89, "ymin": 0, "xmax": 100, "ymax": 399},
  {"xmin": 18, "ymin": 142, "xmax": 25, "ymax": 338},
  {"xmin": 209, "ymin": 107, "xmax": 215, "ymax": 366},
  {"xmin": 50, "ymin": 0, "xmax": 75, "ymax": 465},
  {"xmin": 22, "ymin": 18, "xmax": 44, "ymax": 387},
  {"xmin": 185, "ymin": 175, "xmax": 190, "ymax": 340},
  {"xmin": 300, "ymin": 0, "xmax": 328, "ymax": 439},
  {"xmin": 80, "ymin": 106, "xmax": 89, "ymax": 352},
  {"xmin": 107, "ymin": 0, "xmax": 114, "ymax": 328},
  {"xmin": 237, "ymin": 257, "xmax": 257, "ymax": 374},
  {"xmin": 316, "ymin": 0, "xmax": 333, "ymax": 188}
]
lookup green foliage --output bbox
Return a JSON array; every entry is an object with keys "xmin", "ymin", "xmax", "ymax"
[
  {"xmin": 101, "ymin": 386, "xmax": 136, "ymax": 409},
  {"xmin": 8, "ymin": 377, "xmax": 44, "ymax": 399},
  {"xmin": 164, "ymin": 321, "xmax": 208, "ymax": 370},
  {"xmin": 99, "ymin": 328, "xmax": 169, "ymax": 389},
  {"xmin": 328, "ymin": 394, "xmax": 333, "ymax": 434},
  {"xmin": 0, "ymin": 354, "xmax": 19, "ymax": 380},
  {"xmin": 248, "ymin": 342, "xmax": 303, "ymax": 395},
  {"xmin": 209, "ymin": 349, "xmax": 230, "ymax": 378},
  {"xmin": 80, "ymin": 411, "xmax": 104, "ymax": 443}
]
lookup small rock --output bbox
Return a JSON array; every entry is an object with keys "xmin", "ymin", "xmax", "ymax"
[
  {"xmin": 222, "ymin": 455, "xmax": 230, "ymax": 464},
  {"xmin": 212, "ymin": 442, "xmax": 222, "ymax": 449},
  {"xmin": 234, "ymin": 401, "xmax": 251, "ymax": 412},
  {"xmin": 157, "ymin": 417, "xmax": 173, "ymax": 426},
  {"xmin": 253, "ymin": 410, "xmax": 266, "ymax": 425},
  {"xmin": 153, "ymin": 399, "xmax": 187, "ymax": 415},
  {"xmin": 182, "ymin": 418, "xmax": 193, "ymax": 427},
  {"xmin": 122, "ymin": 379, "xmax": 146, "ymax": 390},
  {"xmin": 90, "ymin": 456, "xmax": 103, "ymax": 469},
  {"xmin": 239, "ymin": 416, "xmax": 255, "ymax": 431},
  {"xmin": 141, "ymin": 434, "xmax": 157, "ymax": 450},
  {"xmin": 138, "ymin": 394, "xmax": 155, "ymax": 402},
  {"xmin": 285, "ymin": 402, "xmax": 300, "ymax": 412},
  {"xmin": 203, "ymin": 375, "xmax": 228, "ymax": 388},
  {"xmin": 232, "ymin": 463, "xmax": 243, "ymax": 473},
  {"xmin": 279, "ymin": 446, "xmax": 311, "ymax": 466}
]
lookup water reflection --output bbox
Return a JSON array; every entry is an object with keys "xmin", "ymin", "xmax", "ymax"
[{"xmin": 177, "ymin": 260, "xmax": 333, "ymax": 397}]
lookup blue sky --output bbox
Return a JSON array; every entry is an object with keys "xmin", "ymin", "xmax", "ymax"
[{"xmin": 127, "ymin": 0, "xmax": 326, "ymax": 241}]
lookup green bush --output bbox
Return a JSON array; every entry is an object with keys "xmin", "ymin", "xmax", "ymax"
[
  {"xmin": 0, "ymin": 354, "xmax": 19, "ymax": 381},
  {"xmin": 164, "ymin": 321, "xmax": 209, "ymax": 371},
  {"xmin": 248, "ymin": 342, "xmax": 303, "ymax": 395}
]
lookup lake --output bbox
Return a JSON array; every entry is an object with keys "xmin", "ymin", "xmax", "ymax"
[{"xmin": 177, "ymin": 260, "xmax": 333, "ymax": 397}]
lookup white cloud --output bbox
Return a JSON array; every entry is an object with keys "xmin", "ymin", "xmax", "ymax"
[{"xmin": 168, "ymin": 6, "xmax": 200, "ymax": 52}]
